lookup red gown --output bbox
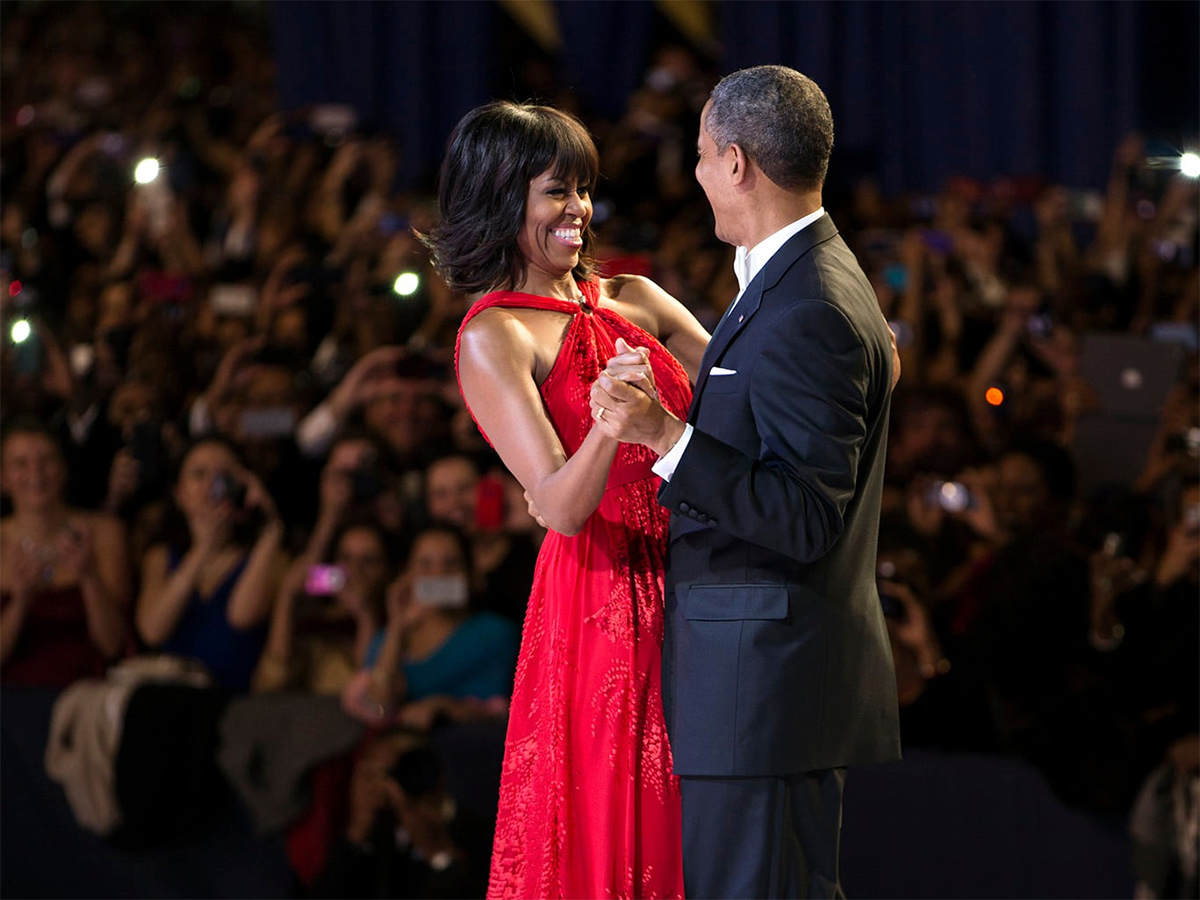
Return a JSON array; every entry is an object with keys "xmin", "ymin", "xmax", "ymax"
[{"xmin": 456, "ymin": 279, "xmax": 690, "ymax": 900}]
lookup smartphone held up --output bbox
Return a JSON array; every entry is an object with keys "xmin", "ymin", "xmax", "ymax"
[
  {"xmin": 305, "ymin": 564, "xmax": 348, "ymax": 596},
  {"xmin": 411, "ymin": 574, "xmax": 469, "ymax": 609}
]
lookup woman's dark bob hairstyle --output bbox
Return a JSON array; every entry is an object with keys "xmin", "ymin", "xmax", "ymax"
[{"xmin": 420, "ymin": 101, "xmax": 600, "ymax": 295}]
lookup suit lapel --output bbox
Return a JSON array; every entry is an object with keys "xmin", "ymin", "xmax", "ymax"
[
  {"xmin": 689, "ymin": 281, "xmax": 763, "ymax": 416},
  {"xmin": 688, "ymin": 214, "xmax": 839, "ymax": 422}
]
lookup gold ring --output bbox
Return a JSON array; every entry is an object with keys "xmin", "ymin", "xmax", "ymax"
[{"xmin": 596, "ymin": 407, "xmax": 605, "ymax": 420}]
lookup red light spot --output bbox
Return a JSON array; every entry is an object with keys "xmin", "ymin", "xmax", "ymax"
[
  {"xmin": 8, "ymin": 281, "xmax": 21, "ymax": 297},
  {"xmin": 985, "ymin": 387, "xmax": 1004, "ymax": 407}
]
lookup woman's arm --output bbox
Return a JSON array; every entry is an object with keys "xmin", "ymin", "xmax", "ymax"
[
  {"xmin": 367, "ymin": 612, "xmax": 408, "ymax": 711},
  {"xmin": 396, "ymin": 694, "xmax": 505, "ymax": 731},
  {"xmin": 70, "ymin": 514, "xmax": 131, "ymax": 658},
  {"xmin": 222, "ymin": 470, "xmax": 286, "ymax": 631},
  {"xmin": 252, "ymin": 562, "xmax": 305, "ymax": 692},
  {"xmin": 36, "ymin": 320, "xmax": 74, "ymax": 403},
  {"xmin": 364, "ymin": 573, "xmax": 418, "ymax": 710},
  {"xmin": 965, "ymin": 299, "xmax": 1028, "ymax": 452},
  {"xmin": 136, "ymin": 542, "xmax": 209, "ymax": 646},
  {"xmin": 457, "ymin": 313, "xmax": 624, "ymax": 536},
  {"xmin": 894, "ymin": 232, "xmax": 928, "ymax": 384}
]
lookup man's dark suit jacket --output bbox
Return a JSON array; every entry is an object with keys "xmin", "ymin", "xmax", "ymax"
[{"xmin": 660, "ymin": 213, "xmax": 902, "ymax": 777}]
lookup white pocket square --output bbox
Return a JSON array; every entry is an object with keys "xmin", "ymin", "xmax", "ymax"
[{"xmin": 709, "ymin": 366, "xmax": 737, "ymax": 376}]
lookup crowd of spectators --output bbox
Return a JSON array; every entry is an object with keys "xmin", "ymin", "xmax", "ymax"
[{"xmin": 1, "ymin": 2, "xmax": 1196, "ymax": 897}]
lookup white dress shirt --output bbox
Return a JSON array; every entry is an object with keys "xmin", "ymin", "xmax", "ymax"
[{"xmin": 651, "ymin": 208, "xmax": 825, "ymax": 482}]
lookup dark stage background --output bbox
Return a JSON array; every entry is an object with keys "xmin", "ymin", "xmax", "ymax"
[{"xmin": 270, "ymin": 0, "xmax": 1199, "ymax": 193}]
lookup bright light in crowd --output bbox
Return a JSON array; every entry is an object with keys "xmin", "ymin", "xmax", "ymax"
[
  {"xmin": 10, "ymin": 319, "xmax": 32, "ymax": 344},
  {"xmin": 1181, "ymin": 152, "xmax": 1200, "ymax": 178},
  {"xmin": 985, "ymin": 386, "xmax": 1005, "ymax": 407},
  {"xmin": 393, "ymin": 272, "xmax": 420, "ymax": 297},
  {"xmin": 134, "ymin": 158, "xmax": 161, "ymax": 185}
]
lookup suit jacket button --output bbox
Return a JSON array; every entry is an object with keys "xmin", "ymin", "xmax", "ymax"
[{"xmin": 679, "ymin": 502, "xmax": 691, "ymax": 513}]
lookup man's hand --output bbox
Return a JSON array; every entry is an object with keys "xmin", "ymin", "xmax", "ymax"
[
  {"xmin": 604, "ymin": 338, "xmax": 658, "ymax": 400},
  {"xmin": 886, "ymin": 322, "xmax": 902, "ymax": 390}
]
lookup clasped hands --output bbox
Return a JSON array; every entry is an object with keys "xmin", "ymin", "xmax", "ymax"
[{"xmin": 589, "ymin": 338, "xmax": 685, "ymax": 458}]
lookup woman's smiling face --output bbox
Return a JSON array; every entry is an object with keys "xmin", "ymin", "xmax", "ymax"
[{"xmin": 516, "ymin": 166, "xmax": 592, "ymax": 285}]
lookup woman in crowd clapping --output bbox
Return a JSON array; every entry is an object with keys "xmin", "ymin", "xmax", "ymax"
[{"xmin": 1, "ymin": 418, "xmax": 131, "ymax": 686}]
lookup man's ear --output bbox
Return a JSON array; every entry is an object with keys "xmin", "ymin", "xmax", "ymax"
[{"xmin": 728, "ymin": 143, "xmax": 749, "ymax": 185}]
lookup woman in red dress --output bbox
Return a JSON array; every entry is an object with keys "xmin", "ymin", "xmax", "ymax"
[{"xmin": 422, "ymin": 102, "xmax": 710, "ymax": 899}]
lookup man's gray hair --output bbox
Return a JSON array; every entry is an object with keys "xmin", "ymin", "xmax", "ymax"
[{"xmin": 705, "ymin": 65, "xmax": 834, "ymax": 192}]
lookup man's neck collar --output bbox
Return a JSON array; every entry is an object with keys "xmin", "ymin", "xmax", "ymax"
[{"xmin": 738, "ymin": 193, "xmax": 823, "ymax": 250}]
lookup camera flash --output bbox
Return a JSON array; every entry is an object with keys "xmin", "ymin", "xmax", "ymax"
[
  {"xmin": 1181, "ymin": 152, "xmax": 1200, "ymax": 179},
  {"xmin": 10, "ymin": 319, "xmax": 31, "ymax": 344},
  {"xmin": 134, "ymin": 157, "xmax": 161, "ymax": 185},
  {"xmin": 393, "ymin": 271, "xmax": 420, "ymax": 297}
]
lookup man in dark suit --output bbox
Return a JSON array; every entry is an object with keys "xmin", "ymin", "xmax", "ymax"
[{"xmin": 591, "ymin": 65, "xmax": 901, "ymax": 899}]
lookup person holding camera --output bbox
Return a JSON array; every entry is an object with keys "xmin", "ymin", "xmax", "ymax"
[
  {"xmin": 296, "ymin": 346, "xmax": 451, "ymax": 471},
  {"xmin": 135, "ymin": 436, "xmax": 286, "ymax": 693},
  {"xmin": 423, "ymin": 452, "xmax": 538, "ymax": 626},
  {"xmin": 873, "ymin": 525, "xmax": 999, "ymax": 754},
  {"xmin": 340, "ymin": 523, "xmax": 518, "ymax": 732},
  {"xmin": 253, "ymin": 520, "xmax": 392, "ymax": 696},
  {"xmin": 307, "ymin": 737, "xmax": 490, "ymax": 899},
  {"xmin": 253, "ymin": 432, "xmax": 406, "ymax": 696},
  {"xmin": 0, "ymin": 293, "xmax": 74, "ymax": 424},
  {"xmin": 65, "ymin": 376, "xmax": 178, "ymax": 528},
  {"xmin": 304, "ymin": 432, "xmax": 409, "ymax": 552}
]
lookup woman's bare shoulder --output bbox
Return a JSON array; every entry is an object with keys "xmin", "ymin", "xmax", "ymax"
[
  {"xmin": 460, "ymin": 304, "xmax": 533, "ymax": 344},
  {"xmin": 600, "ymin": 273, "xmax": 657, "ymax": 302},
  {"xmin": 457, "ymin": 306, "xmax": 540, "ymax": 376},
  {"xmin": 599, "ymin": 274, "xmax": 684, "ymax": 335}
]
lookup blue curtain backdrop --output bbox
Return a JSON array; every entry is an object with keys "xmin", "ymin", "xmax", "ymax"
[
  {"xmin": 553, "ymin": 0, "xmax": 657, "ymax": 121},
  {"xmin": 270, "ymin": 0, "xmax": 1184, "ymax": 195},
  {"xmin": 271, "ymin": 0, "xmax": 496, "ymax": 189},
  {"xmin": 719, "ymin": 0, "xmax": 1142, "ymax": 192}
]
